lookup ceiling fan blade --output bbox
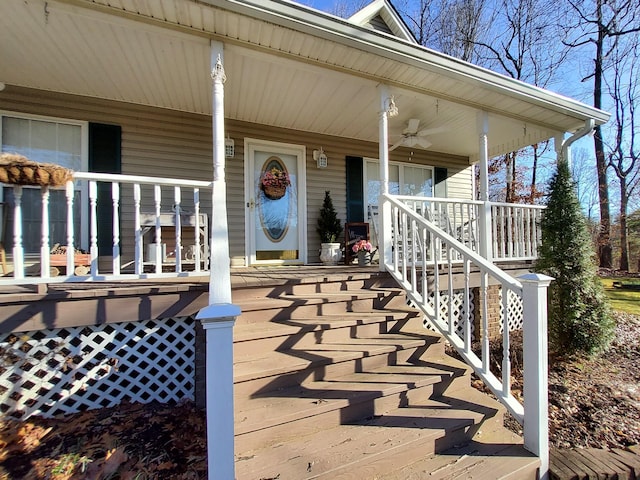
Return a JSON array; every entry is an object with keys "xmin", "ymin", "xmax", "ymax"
[
  {"xmin": 389, "ymin": 138, "xmax": 404, "ymax": 151},
  {"xmin": 404, "ymin": 118, "xmax": 421, "ymax": 135},
  {"xmin": 416, "ymin": 126, "xmax": 447, "ymax": 137},
  {"xmin": 414, "ymin": 137, "xmax": 432, "ymax": 149}
]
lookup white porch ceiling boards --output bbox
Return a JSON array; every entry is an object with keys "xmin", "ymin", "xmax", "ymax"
[{"xmin": 0, "ymin": 0, "xmax": 609, "ymax": 161}]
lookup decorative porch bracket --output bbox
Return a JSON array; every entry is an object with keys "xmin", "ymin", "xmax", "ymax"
[{"xmin": 520, "ymin": 273, "xmax": 553, "ymax": 480}]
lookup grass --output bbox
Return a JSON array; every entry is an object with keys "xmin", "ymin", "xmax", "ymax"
[{"xmin": 600, "ymin": 277, "xmax": 640, "ymax": 315}]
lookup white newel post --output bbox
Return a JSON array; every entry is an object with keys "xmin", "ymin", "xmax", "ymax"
[
  {"xmin": 378, "ymin": 85, "xmax": 393, "ymax": 271},
  {"xmin": 195, "ymin": 44, "xmax": 240, "ymax": 480},
  {"xmin": 519, "ymin": 273, "xmax": 553, "ymax": 480},
  {"xmin": 477, "ymin": 111, "xmax": 492, "ymax": 261}
]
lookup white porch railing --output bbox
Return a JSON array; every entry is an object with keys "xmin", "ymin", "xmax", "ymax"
[
  {"xmin": 381, "ymin": 194, "xmax": 550, "ymax": 478},
  {"xmin": 1, "ymin": 172, "xmax": 212, "ymax": 285},
  {"xmin": 395, "ymin": 196, "xmax": 544, "ymax": 261}
]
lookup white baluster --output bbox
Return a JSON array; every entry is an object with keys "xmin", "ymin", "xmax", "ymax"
[
  {"xmin": 410, "ymin": 218, "xmax": 417, "ymax": 293},
  {"xmin": 40, "ymin": 186, "xmax": 50, "ymax": 279},
  {"xmin": 174, "ymin": 186, "xmax": 182, "ymax": 273},
  {"xmin": 447, "ymin": 255, "xmax": 454, "ymax": 336},
  {"xmin": 194, "ymin": 188, "xmax": 201, "ymax": 272},
  {"xmin": 89, "ymin": 181, "xmax": 99, "ymax": 275},
  {"xmin": 154, "ymin": 185, "xmax": 162, "ymax": 273},
  {"xmin": 134, "ymin": 184, "xmax": 142, "ymax": 275},
  {"xmin": 66, "ymin": 181, "xmax": 75, "ymax": 275},
  {"xmin": 112, "ymin": 182, "xmax": 120, "ymax": 275},
  {"xmin": 481, "ymin": 272, "xmax": 489, "ymax": 374},
  {"xmin": 463, "ymin": 260, "xmax": 471, "ymax": 354},
  {"xmin": 12, "ymin": 186, "xmax": 24, "ymax": 279},
  {"xmin": 502, "ymin": 286, "xmax": 511, "ymax": 395}
]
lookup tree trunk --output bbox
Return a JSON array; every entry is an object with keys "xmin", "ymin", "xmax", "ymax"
[
  {"xmin": 619, "ymin": 177, "xmax": 629, "ymax": 271},
  {"xmin": 594, "ymin": 0, "xmax": 613, "ymax": 268},
  {"xmin": 530, "ymin": 143, "xmax": 539, "ymax": 203}
]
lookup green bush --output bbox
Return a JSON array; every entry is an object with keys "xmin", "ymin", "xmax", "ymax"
[
  {"xmin": 535, "ymin": 160, "xmax": 615, "ymax": 356},
  {"xmin": 317, "ymin": 191, "xmax": 342, "ymax": 243}
]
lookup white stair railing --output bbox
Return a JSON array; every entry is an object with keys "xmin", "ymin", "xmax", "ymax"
[
  {"xmin": 381, "ymin": 194, "xmax": 550, "ymax": 479},
  {"xmin": 1, "ymin": 172, "xmax": 212, "ymax": 285},
  {"xmin": 396, "ymin": 196, "xmax": 544, "ymax": 262}
]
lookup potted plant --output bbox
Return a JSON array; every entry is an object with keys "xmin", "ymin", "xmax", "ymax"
[
  {"xmin": 317, "ymin": 190, "xmax": 343, "ymax": 265},
  {"xmin": 352, "ymin": 239, "xmax": 372, "ymax": 266}
]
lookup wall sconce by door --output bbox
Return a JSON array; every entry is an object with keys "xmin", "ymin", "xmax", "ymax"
[{"xmin": 313, "ymin": 148, "xmax": 328, "ymax": 168}]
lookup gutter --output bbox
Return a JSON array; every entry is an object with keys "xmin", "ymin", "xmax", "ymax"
[{"xmin": 562, "ymin": 119, "xmax": 595, "ymax": 164}]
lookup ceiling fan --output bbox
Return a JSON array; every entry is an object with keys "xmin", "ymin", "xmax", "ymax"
[{"xmin": 389, "ymin": 118, "xmax": 446, "ymax": 151}]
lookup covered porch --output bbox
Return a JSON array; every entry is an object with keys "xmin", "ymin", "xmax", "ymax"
[
  {"xmin": 0, "ymin": 1, "xmax": 610, "ymax": 478},
  {"xmin": 0, "ymin": 0, "xmax": 607, "ymax": 278}
]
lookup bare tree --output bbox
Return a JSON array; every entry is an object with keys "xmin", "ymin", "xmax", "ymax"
[
  {"xmin": 571, "ymin": 148, "xmax": 601, "ymax": 222},
  {"xmin": 397, "ymin": 0, "xmax": 493, "ymax": 64},
  {"xmin": 471, "ymin": 0, "xmax": 566, "ymax": 204},
  {"xmin": 605, "ymin": 38, "xmax": 640, "ymax": 270},
  {"xmin": 563, "ymin": 0, "xmax": 640, "ymax": 268},
  {"xmin": 329, "ymin": 0, "xmax": 369, "ymax": 18}
]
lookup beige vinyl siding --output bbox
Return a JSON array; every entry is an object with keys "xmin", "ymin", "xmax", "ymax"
[
  {"xmin": 0, "ymin": 86, "xmax": 214, "ymax": 266},
  {"xmin": 1, "ymin": 85, "xmax": 474, "ymax": 266},
  {"xmin": 446, "ymin": 166, "xmax": 475, "ymax": 200}
]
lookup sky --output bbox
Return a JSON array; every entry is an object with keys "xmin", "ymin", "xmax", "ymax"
[{"xmin": 294, "ymin": 0, "xmax": 338, "ymax": 13}]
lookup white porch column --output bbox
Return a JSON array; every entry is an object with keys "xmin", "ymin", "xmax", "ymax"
[
  {"xmin": 519, "ymin": 273, "xmax": 553, "ymax": 480},
  {"xmin": 477, "ymin": 111, "xmax": 492, "ymax": 261},
  {"xmin": 378, "ymin": 85, "xmax": 393, "ymax": 271},
  {"xmin": 196, "ymin": 41, "xmax": 240, "ymax": 480}
]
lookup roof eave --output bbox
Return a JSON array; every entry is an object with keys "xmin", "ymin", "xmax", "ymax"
[{"xmin": 191, "ymin": 0, "xmax": 611, "ymax": 128}]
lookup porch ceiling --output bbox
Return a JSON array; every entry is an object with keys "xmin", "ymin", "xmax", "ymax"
[{"xmin": 0, "ymin": 0, "xmax": 608, "ymax": 161}]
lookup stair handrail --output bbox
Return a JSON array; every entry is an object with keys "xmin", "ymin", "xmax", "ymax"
[{"xmin": 380, "ymin": 194, "xmax": 550, "ymax": 478}]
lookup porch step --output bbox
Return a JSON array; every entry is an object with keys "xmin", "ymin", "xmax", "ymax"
[
  {"xmin": 231, "ymin": 270, "xmax": 537, "ymax": 480},
  {"xmin": 235, "ymin": 388, "xmax": 514, "ymax": 480},
  {"xmin": 235, "ymin": 289, "xmax": 408, "ymax": 323},
  {"xmin": 235, "ymin": 356, "xmax": 475, "ymax": 450}
]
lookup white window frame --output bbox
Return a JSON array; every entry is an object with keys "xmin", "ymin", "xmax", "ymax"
[
  {"xmin": 0, "ymin": 111, "xmax": 89, "ymax": 253},
  {"xmin": 363, "ymin": 157, "xmax": 435, "ymax": 208}
]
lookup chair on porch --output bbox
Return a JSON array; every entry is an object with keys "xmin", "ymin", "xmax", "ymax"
[{"xmin": 367, "ymin": 204, "xmax": 380, "ymax": 263}]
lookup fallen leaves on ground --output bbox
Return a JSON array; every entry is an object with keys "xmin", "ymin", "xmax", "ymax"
[{"xmin": 0, "ymin": 400, "xmax": 207, "ymax": 479}]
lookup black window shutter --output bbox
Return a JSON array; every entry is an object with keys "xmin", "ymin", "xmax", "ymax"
[
  {"xmin": 345, "ymin": 156, "xmax": 364, "ymax": 222},
  {"xmin": 88, "ymin": 123, "xmax": 122, "ymax": 255},
  {"xmin": 434, "ymin": 167, "xmax": 447, "ymax": 196}
]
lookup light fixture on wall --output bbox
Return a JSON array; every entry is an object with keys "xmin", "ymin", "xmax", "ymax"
[
  {"xmin": 313, "ymin": 148, "xmax": 328, "ymax": 168},
  {"xmin": 225, "ymin": 136, "xmax": 235, "ymax": 158}
]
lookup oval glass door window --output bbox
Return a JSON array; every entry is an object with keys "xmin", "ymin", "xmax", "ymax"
[{"xmin": 258, "ymin": 156, "xmax": 291, "ymax": 242}]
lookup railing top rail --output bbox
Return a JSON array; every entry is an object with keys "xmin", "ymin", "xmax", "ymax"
[
  {"xmin": 395, "ymin": 195, "xmax": 547, "ymax": 211},
  {"xmin": 395, "ymin": 195, "xmax": 484, "ymax": 206},
  {"xmin": 488, "ymin": 200, "xmax": 546, "ymax": 209},
  {"xmin": 72, "ymin": 172, "xmax": 213, "ymax": 188},
  {"xmin": 384, "ymin": 194, "xmax": 523, "ymax": 292}
]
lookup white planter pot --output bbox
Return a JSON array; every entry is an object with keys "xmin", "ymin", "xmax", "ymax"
[{"xmin": 319, "ymin": 242, "xmax": 342, "ymax": 265}]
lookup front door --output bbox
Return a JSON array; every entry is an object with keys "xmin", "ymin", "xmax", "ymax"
[{"xmin": 245, "ymin": 139, "xmax": 307, "ymax": 265}]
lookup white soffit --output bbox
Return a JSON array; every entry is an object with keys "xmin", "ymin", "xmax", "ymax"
[{"xmin": 0, "ymin": 0, "xmax": 609, "ymax": 159}]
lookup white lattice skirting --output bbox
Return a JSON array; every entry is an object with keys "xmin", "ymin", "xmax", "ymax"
[
  {"xmin": 500, "ymin": 288, "xmax": 524, "ymax": 333},
  {"xmin": 424, "ymin": 290, "xmax": 476, "ymax": 340},
  {"xmin": 0, "ymin": 317, "xmax": 195, "ymax": 420}
]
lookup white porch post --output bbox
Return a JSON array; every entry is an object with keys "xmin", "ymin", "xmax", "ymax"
[
  {"xmin": 519, "ymin": 273, "xmax": 553, "ymax": 480},
  {"xmin": 477, "ymin": 111, "xmax": 492, "ymax": 261},
  {"xmin": 195, "ymin": 42, "xmax": 240, "ymax": 480},
  {"xmin": 378, "ymin": 85, "xmax": 393, "ymax": 271}
]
